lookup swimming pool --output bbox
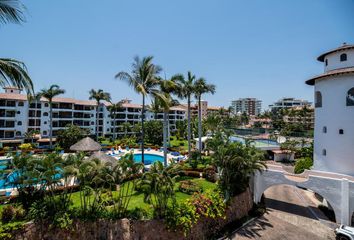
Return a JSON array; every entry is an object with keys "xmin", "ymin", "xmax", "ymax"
[
  {"xmin": 230, "ymin": 136, "xmax": 279, "ymax": 149},
  {"xmin": 133, "ymin": 154, "xmax": 164, "ymax": 165}
]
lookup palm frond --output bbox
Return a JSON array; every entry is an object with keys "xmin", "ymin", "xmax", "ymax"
[
  {"xmin": 0, "ymin": 58, "xmax": 34, "ymax": 95},
  {"xmin": 0, "ymin": 0, "xmax": 26, "ymax": 25}
]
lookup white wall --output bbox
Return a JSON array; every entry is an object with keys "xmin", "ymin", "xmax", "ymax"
[
  {"xmin": 314, "ymin": 74, "xmax": 354, "ymax": 175},
  {"xmin": 325, "ymin": 49, "xmax": 354, "ymax": 72}
]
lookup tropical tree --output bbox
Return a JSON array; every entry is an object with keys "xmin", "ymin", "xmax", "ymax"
[
  {"xmin": 108, "ymin": 100, "xmax": 123, "ymax": 141},
  {"xmin": 175, "ymin": 71, "xmax": 196, "ymax": 159},
  {"xmin": 121, "ymin": 122, "xmax": 131, "ymax": 137},
  {"xmin": 0, "ymin": 0, "xmax": 34, "ymax": 95},
  {"xmin": 89, "ymin": 89, "xmax": 111, "ymax": 140},
  {"xmin": 194, "ymin": 78, "xmax": 215, "ymax": 153},
  {"xmin": 56, "ymin": 124, "xmax": 89, "ymax": 150},
  {"xmin": 137, "ymin": 161, "xmax": 181, "ymax": 218},
  {"xmin": 39, "ymin": 85, "xmax": 65, "ymax": 149},
  {"xmin": 115, "ymin": 56, "xmax": 164, "ymax": 165},
  {"xmin": 159, "ymin": 76, "xmax": 181, "ymax": 166}
]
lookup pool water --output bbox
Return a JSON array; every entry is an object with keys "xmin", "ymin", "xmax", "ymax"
[{"xmin": 133, "ymin": 154, "xmax": 164, "ymax": 165}]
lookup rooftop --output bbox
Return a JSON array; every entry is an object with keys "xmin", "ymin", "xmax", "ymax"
[
  {"xmin": 305, "ymin": 67, "xmax": 354, "ymax": 85},
  {"xmin": 317, "ymin": 43, "xmax": 354, "ymax": 62}
]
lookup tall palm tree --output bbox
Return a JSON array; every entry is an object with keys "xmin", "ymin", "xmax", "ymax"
[
  {"xmin": 175, "ymin": 71, "xmax": 196, "ymax": 160},
  {"xmin": 115, "ymin": 56, "xmax": 164, "ymax": 165},
  {"xmin": 194, "ymin": 78, "xmax": 215, "ymax": 153},
  {"xmin": 89, "ymin": 89, "xmax": 111, "ymax": 140},
  {"xmin": 108, "ymin": 100, "xmax": 123, "ymax": 142},
  {"xmin": 159, "ymin": 76, "xmax": 181, "ymax": 166},
  {"xmin": 0, "ymin": 1, "xmax": 34, "ymax": 95},
  {"xmin": 39, "ymin": 85, "xmax": 65, "ymax": 149}
]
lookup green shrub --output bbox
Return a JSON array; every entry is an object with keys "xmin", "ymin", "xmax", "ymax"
[
  {"xmin": 204, "ymin": 166, "xmax": 217, "ymax": 183},
  {"xmin": 0, "ymin": 221, "xmax": 25, "ymax": 240},
  {"xmin": 166, "ymin": 190, "xmax": 225, "ymax": 235},
  {"xmin": 127, "ymin": 207, "xmax": 150, "ymax": 220},
  {"xmin": 181, "ymin": 171, "xmax": 202, "ymax": 178},
  {"xmin": 294, "ymin": 157, "xmax": 313, "ymax": 174},
  {"xmin": 1, "ymin": 205, "xmax": 16, "ymax": 224},
  {"xmin": 178, "ymin": 180, "xmax": 202, "ymax": 195}
]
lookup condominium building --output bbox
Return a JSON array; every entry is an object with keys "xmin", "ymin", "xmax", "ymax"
[
  {"xmin": 180, "ymin": 100, "xmax": 224, "ymax": 118},
  {"xmin": 0, "ymin": 87, "xmax": 186, "ymax": 141},
  {"xmin": 269, "ymin": 97, "xmax": 312, "ymax": 111},
  {"xmin": 231, "ymin": 98, "xmax": 262, "ymax": 116}
]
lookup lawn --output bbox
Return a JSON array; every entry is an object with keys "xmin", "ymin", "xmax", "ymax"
[
  {"xmin": 69, "ymin": 177, "xmax": 217, "ymax": 215},
  {"xmin": 170, "ymin": 136, "xmax": 188, "ymax": 151}
]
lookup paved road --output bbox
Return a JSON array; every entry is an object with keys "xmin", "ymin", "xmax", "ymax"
[{"xmin": 230, "ymin": 185, "xmax": 336, "ymax": 240}]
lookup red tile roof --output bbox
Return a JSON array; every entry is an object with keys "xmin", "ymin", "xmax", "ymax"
[{"xmin": 305, "ymin": 67, "xmax": 354, "ymax": 85}]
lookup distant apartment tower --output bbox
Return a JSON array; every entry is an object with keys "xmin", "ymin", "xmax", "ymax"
[
  {"xmin": 231, "ymin": 98, "xmax": 262, "ymax": 116},
  {"xmin": 269, "ymin": 97, "xmax": 312, "ymax": 111}
]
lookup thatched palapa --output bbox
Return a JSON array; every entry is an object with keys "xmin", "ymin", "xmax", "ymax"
[{"xmin": 70, "ymin": 137, "xmax": 102, "ymax": 152}]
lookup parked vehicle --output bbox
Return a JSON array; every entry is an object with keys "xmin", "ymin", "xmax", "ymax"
[{"xmin": 335, "ymin": 225, "xmax": 354, "ymax": 240}]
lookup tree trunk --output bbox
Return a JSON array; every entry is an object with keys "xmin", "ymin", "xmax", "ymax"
[
  {"xmin": 49, "ymin": 101, "xmax": 53, "ymax": 149},
  {"xmin": 198, "ymin": 95, "xmax": 202, "ymax": 153},
  {"xmin": 187, "ymin": 95, "xmax": 191, "ymax": 162},
  {"xmin": 163, "ymin": 110, "xmax": 168, "ymax": 167},
  {"xmin": 141, "ymin": 95, "xmax": 145, "ymax": 165},
  {"xmin": 113, "ymin": 111, "xmax": 117, "ymax": 142}
]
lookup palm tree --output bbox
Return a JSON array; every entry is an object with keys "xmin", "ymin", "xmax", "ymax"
[
  {"xmin": 175, "ymin": 71, "xmax": 196, "ymax": 159},
  {"xmin": 39, "ymin": 85, "xmax": 65, "ymax": 149},
  {"xmin": 0, "ymin": 1, "xmax": 34, "ymax": 95},
  {"xmin": 194, "ymin": 78, "xmax": 215, "ymax": 153},
  {"xmin": 89, "ymin": 89, "xmax": 111, "ymax": 140},
  {"xmin": 108, "ymin": 100, "xmax": 123, "ymax": 142},
  {"xmin": 121, "ymin": 122, "xmax": 131, "ymax": 137},
  {"xmin": 159, "ymin": 76, "xmax": 181, "ymax": 166},
  {"xmin": 115, "ymin": 56, "xmax": 164, "ymax": 165}
]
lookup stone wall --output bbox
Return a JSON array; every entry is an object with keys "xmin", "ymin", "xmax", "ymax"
[{"xmin": 14, "ymin": 189, "xmax": 253, "ymax": 240}]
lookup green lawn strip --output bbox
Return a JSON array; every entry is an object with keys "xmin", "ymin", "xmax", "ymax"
[{"xmin": 170, "ymin": 136, "xmax": 188, "ymax": 151}]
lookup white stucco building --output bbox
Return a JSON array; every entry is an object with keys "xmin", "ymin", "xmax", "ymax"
[
  {"xmin": 305, "ymin": 43, "xmax": 354, "ymax": 176},
  {"xmin": 253, "ymin": 43, "xmax": 354, "ymax": 226},
  {"xmin": 0, "ymin": 89, "xmax": 186, "ymax": 142}
]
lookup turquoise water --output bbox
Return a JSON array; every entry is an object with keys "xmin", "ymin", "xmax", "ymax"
[
  {"xmin": 133, "ymin": 154, "xmax": 164, "ymax": 165},
  {"xmin": 230, "ymin": 136, "xmax": 279, "ymax": 147}
]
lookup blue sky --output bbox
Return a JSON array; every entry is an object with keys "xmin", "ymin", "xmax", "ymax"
[{"xmin": 1, "ymin": 0, "xmax": 354, "ymax": 110}]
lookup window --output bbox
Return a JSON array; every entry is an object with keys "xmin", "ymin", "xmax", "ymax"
[
  {"xmin": 323, "ymin": 126, "xmax": 327, "ymax": 133},
  {"xmin": 322, "ymin": 149, "xmax": 327, "ymax": 156},
  {"xmin": 17, "ymin": 121, "xmax": 22, "ymax": 126},
  {"xmin": 44, "ymin": 121, "xmax": 47, "ymax": 124},
  {"xmin": 43, "ymin": 112, "xmax": 49, "ymax": 116},
  {"xmin": 91, "ymin": 121, "xmax": 94, "ymax": 125},
  {"xmin": 325, "ymin": 59, "xmax": 328, "ymax": 66},
  {"xmin": 340, "ymin": 53, "xmax": 347, "ymax": 62},
  {"xmin": 45, "ymin": 103, "xmax": 49, "ymax": 107},
  {"xmin": 339, "ymin": 129, "xmax": 344, "ymax": 134},
  {"xmin": 347, "ymin": 87, "xmax": 354, "ymax": 106},
  {"xmin": 16, "ymin": 111, "xmax": 20, "ymax": 114},
  {"xmin": 18, "ymin": 102, "xmax": 24, "ymax": 107},
  {"xmin": 15, "ymin": 131, "xmax": 21, "ymax": 136},
  {"xmin": 43, "ymin": 131, "xmax": 47, "ymax": 136},
  {"xmin": 315, "ymin": 91, "xmax": 322, "ymax": 108}
]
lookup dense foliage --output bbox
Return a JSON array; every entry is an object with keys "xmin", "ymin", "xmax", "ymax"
[
  {"xmin": 143, "ymin": 120, "xmax": 163, "ymax": 146},
  {"xmin": 294, "ymin": 157, "xmax": 313, "ymax": 174},
  {"xmin": 56, "ymin": 124, "xmax": 89, "ymax": 150}
]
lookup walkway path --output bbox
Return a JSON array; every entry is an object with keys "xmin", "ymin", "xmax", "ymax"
[{"xmin": 230, "ymin": 185, "xmax": 336, "ymax": 239}]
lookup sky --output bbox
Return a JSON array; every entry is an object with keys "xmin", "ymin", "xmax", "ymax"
[{"xmin": 1, "ymin": 0, "xmax": 354, "ymax": 110}]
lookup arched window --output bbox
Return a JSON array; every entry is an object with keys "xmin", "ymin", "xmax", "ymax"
[
  {"xmin": 43, "ymin": 112, "xmax": 49, "ymax": 116},
  {"xmin": 16, "ymin": 131, "xmax": 21, "ymax": 136},
  {"xmin": 347, "ymin": 87, "xmax": 354, "ymax": 106},
  {"xmin": 43, "ymin": 131, "xmax": 47, "ymax": 136},
  {"xmin": 340, "ymin": 53, "xmax": 347, "ymax": 62},
  {"xmin": 325, "ymin": 59, "xmax": 328, "ymax": 66},
  {"xmin": 315, "ymin": 91, "xmax": 322, "ymax": 108},
  {"xmin": 322, "ymin": 149, "xmax": 327, "ymax": 156},
  {"xmin": 339, "ymin": 129, "xmax": 344, "ymax": 135},
  {"xmin": 17, "ymin": 121, "xmax": 22, "ymax": 126},
  {"xmin": 323, "ymin": 126, "xmax": 327, "ymax": 133}
]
